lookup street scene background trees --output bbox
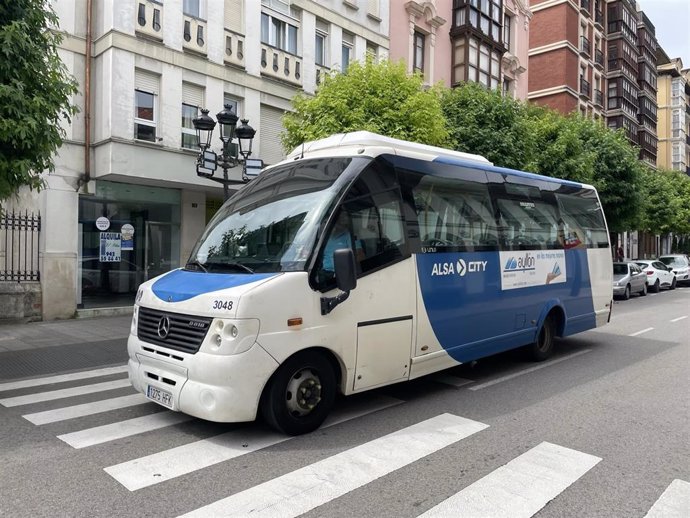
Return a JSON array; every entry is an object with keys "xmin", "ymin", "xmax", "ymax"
[{"xmin": 282, "ymin": 60, "xmax": 690, "ymax": 251}]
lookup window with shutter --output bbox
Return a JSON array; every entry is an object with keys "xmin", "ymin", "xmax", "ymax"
[{"xmin": 259, "ymin": 105, "xmax": 287, "ymax": 166}]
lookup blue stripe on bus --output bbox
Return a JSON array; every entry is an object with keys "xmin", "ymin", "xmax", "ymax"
[
  {"xmin": 416, "ymin": 249, "xmax": 595, "ymax": 363},
  {"xmin": 152, "ymin": 269, "xmax": 277, "ymax": 303},
  {"xmin": 432, "ymin": 156, "xmax": 585, "ymax": 188}
]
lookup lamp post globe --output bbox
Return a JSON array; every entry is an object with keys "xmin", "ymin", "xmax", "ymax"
[
  {"xmin": 192, "ymin": 108, "xmax": 216, "ymax": 150},
  {"xmin": 235, "ymin": 118, "xmax": 256, "ymax": 158},
  {"xmin": 216, "ymin": 104, "xmax": 239, "ymax": 143}
]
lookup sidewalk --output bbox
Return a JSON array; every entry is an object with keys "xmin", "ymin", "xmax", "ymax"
[{"xmin": 0, "ymin": 315, "xmax": 132, "ymax": 381}]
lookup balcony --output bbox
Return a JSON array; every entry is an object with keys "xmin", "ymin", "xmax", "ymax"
[
  {"xmin": 580, "ymin": 36, "xmax": 591, "ymax": 57},
  {"xmin": 135, "ymin": 0, "xmax": 163, "ymax": 40},
  {"xmin": 316, "ymin": 65, "xmax": 330, "ymax": 85},
  {"xmin": 580, "ymin": 77, "xmax": 591, "ymax": 99},
  {"xmin": 595, "ymin": 49, "xmax": 604, "ymax": 69},
  {"xmin": 260, "ymin": 44, "xmax": 303, "ymax": 86},
  {"xmin": 580, "ymin": 0, "xmax": 591, "ymax": 15},
  {"xmin": 224, "ymin": 30, "xmax": 245, "ymax": 69},
  {"xmin": 595, "ymin": 9, "xmax": 604, "ymax": 28},
  {"xmin": 183, "ymin": 15, "xmax": 207, "ymax": 55},
  {"xmin": 594, "ymin": 89, "xmax": 603, "ymax": 107}
]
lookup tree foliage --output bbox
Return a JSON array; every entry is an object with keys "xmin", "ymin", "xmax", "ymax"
[
  {"xmin": 0, "ymin": 0, "xmax": 79, "ymax": 200},
  {"xmin": 281, "ymin": 59, "xmax": 448, "ymax": 152}
]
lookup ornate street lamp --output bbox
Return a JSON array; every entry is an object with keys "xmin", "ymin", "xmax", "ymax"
[{"xmin": 192, "ymin": 104, "xmax": 261, "ymax": 201}]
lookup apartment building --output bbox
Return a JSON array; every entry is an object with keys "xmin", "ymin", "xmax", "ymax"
[
  {"xmin": 13, "ymin": 0, "xmax": 389, "ymax": 320},
  {"xmin": 657, "ymin": 52, "xmax": 690, "ymax": 174},
  {"xmin": 388, "ymin": 0, "xmax": 532, "ymax": 99}
]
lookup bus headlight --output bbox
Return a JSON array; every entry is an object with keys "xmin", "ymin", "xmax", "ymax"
[
  {"xmin": 206, "ymin": 319, "xmax": 260, "ymax": 356},
  {"xmin": 130, "ymin": 306, "xmax": 139, "ymax": 336}
]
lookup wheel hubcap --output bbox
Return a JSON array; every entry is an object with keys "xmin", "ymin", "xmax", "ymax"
[{"xmin": 285, "ymin": 368, "xmax": 322, "ymax": 417}]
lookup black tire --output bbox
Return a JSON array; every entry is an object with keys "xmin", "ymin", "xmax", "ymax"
[
  {"xmin": 526, "ymin": 314, "xmax": 555, "ymax": 362},
  {"xmin": 639, "ymin": 283, "xmax": 647, "ymax": 296},
  {"xmin": 670, "ymin": 277, "xmax": 676, "ymax": 290},
  {"xmin": 260, "ymin": 351, "xmax": 336, "ymax": 436},
  {"xmin": 622, "ymin": 285, "xmax": 631, "ymax": 300},
  {"xmin": 651, "ymin": 279, "xmax": 660, "ymax": 293}
]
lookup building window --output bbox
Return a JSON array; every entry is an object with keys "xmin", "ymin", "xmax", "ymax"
[
  {"xmin": 413, "ymin": 31, "xmax": 425, "ymax": 73},
  {"xmin": 261, "ymin": 12, "xmax": 298, "ymax": 54},
  {"xmin": 503, "ymin": 13, "xmax": 511, "ymax": 51},
  {"xmin": 181, "ymin": 83, "xmax": 204, "ymax": 149},
  {"xmin": 183, "ymin": 0, "xmax": 201, "ymax": 18},
  {"xmin": 315, "ymin": 19, "xmax": 328, "ymax": 66},
  {"xmin": 366, "ymin": 41, "xmax": 378, "ymax": 62},
  {"xmin": 342, "ymin": 31, "xmax": 354, "ymax": 71},
  {"xmin": 134, "ymin": 90, "xmax": 156, "ymax": 142},
  {"xmin": 503, "ymin": 78, "xmax": 512, "ymax": 96}
]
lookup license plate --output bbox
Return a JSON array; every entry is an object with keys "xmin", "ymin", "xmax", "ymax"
[{"xmin": 146, "ymin": 385, "xmax": 173, "ymax": 409}]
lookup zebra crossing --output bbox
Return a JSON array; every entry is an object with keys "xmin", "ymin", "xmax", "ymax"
[{"xmin": 1, "ymin": 365, "xmax": 688, "ymax": 518}]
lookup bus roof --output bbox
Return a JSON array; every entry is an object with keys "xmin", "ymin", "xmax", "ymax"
[{"xmin": 284, "ymin": 131, "xmax": 592, "ymax": 190}]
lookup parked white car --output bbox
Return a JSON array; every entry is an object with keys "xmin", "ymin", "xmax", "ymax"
[
  {"xmin": 658, "ymin": 255, "xmax": 690, "ymax": 286},
  {"xmin": 635, "ymin": 260, "xmax": 676, "ymax": 292}
]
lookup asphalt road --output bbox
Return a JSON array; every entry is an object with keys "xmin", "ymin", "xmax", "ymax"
[{"xmin": 0, "ymin": 287, "xmax": 688, "ymax": 517}]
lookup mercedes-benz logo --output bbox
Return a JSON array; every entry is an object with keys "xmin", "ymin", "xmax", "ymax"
[{"xmin": 157, "ymin": 316, "xmax": 171, "ymax": 339}]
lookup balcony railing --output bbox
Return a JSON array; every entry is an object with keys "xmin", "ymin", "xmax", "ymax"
[
  {"xmin": 224, "ymin": 30, "xmax": 245, "ymax": 69},
  {"xmin": 595, "ymin": 9, "xmax": 603, "ymax": 27},
  {"xmin": 183, "ymin": 15, "xmax": 207, "ymax": 55},
  {"xmin": 595, "ymin": 49, "xmax": 604, "ymax": 68},
  {"xmin": 594, "ymin": 89, "xmax": 603, "ymax": 107},
  {"xmin": 580, "ymin": 0, "xmax": 591, "ymax": 15},
  {"xmin": 580, "ymin": 36, "xmax": 591, "ymax": 56},
  {"xmin": 260, "ymin": 44, "xmax": 303, "ymax": 86},
  {"xmin": 136, "ymin": 0, "xmax": 163, "ymax": 40},
  {"xmin": 580, "ymin": 77, "xmax": 591, "ymax": 98}
]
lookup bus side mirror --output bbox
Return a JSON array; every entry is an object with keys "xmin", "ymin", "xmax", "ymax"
[
  {"xmin": 334, "ymin": 248, "xmax": 357, "ymax": 292},
  {"xmin": 320, "ymin": 248, "xmax": 357, "ymax": 315}
]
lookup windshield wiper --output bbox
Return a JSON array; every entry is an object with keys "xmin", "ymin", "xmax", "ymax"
[
  {"xmin": 185, "ymin": 260, "xmax": 208, "ymax": 273},
  {"xmin": 205, "ymin": 261, "xmax": 255, "ymax": 274}
]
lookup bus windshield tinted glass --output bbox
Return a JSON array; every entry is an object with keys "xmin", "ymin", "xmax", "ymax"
[{"xmin": 189, "ymin": 157, "xmax": 368, "ymax": 273}]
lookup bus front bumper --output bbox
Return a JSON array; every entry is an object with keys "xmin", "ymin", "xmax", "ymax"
[{"xmin": 127, "ymin": 335, "xmax": 279, "ymax": 423}]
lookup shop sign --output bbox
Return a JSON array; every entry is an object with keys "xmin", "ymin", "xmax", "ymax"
[
  {"xmin": 95, "ymin": 216, "xmax": 110, "ymax": 231},
  {"xmin": 100, "ymin": 232, "xmax": 122, "ymax": 262},
  {"xmin": 121, "ymin": 224, "xmax": 135, "ymax": 251}
]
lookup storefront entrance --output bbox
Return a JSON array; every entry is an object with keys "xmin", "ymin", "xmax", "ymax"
[{"xmin": 78, "ymin": 181, "xmax": 181, "ymax": 308}]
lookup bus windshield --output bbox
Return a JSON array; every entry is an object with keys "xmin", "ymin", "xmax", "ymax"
[{"xmin": 189, "ymin": 157, "xmax": 368, "ymax": 273}]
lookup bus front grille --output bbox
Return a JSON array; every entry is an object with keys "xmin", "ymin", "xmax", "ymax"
[{"xmin": 137, "ymin": 307, "xmax": 212, "ymax": 354}]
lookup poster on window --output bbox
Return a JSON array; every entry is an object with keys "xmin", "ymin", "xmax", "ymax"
[
  {"xmin": 100, "ymin": 232, "xmax": 122, "ymax": 262},
  {"xmin": 121, "ymin": 224, "xmax": 134, "ymax": 251}
]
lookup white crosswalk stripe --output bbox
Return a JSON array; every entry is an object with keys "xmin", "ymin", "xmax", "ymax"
[
  {"xmin": 0, "ymin": 365, "xmax": 128, "ymax": 392},
  {"xmin": 644, "ymin": 479, "xmax": 690, "ymax": 518},
  {"xmin": 0, "ymin": 379, "xmax": 131, "ymax": 407},
  {"xmin": 23, "ymin": 393, "xmax": 148, "ymax": 425},
  {"xmin": 57, "ymin": 411, "xmax": 192, "ymax": 449},
  {"xmin": 418, "ymin": 441, "xmax": 601, "ymax": 518},
  {"xmin": 105, "ymin": 394, "xmax": 404, "ymax": 491},
  {"xmin": 177, "ymin": 413, "xmax": 489, "ymax": 518}
]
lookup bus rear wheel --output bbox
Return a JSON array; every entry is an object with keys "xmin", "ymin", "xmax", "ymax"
[
  {"xmin": 261, "ymin": 351, "xmax": 336, "ymax": 436},
  {"xmin": 527, "ymin": 315, "xmax": 555, "ymax": 362}
]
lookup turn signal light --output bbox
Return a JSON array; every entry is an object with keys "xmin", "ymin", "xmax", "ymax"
[{"xmin": 287, "ymin": 317, "xmax": 303, "ymax": 327}]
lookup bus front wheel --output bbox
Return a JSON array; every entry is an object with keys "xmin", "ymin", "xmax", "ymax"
[
  {"xmin": 527, "ymin": 315, "xmax": 555, "ymax": 362},
  {"xmin": 261, "ymin": 351, "xmax": 336, "ymax": 436}
]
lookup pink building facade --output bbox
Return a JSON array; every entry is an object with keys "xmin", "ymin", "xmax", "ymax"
[{"xmin": 388, "ymin": 0, "xmax": 531, "ymax": 100}]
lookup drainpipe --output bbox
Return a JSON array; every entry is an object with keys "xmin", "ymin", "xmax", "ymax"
[{"xmin": 80, "ymin": 0, "xmax": 93, "ymax": 190}]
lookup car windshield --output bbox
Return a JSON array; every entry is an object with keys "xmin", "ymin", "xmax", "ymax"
[
  {"xmin": 613, "ymin": 263, "xmax": 628, "ymax": 275},
  {"xmin": 189, "ymin": 157, "xmax": 369, "ymax": 273},
  {"xmin": 659, "ymin": 257, "xmax": 686, "ymax": 267}
]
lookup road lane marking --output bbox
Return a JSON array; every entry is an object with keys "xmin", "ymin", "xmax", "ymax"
[
  {"xmin": 419, "ymin": 441, "xmax": 601, "ymax": 518},
  {"xmin": 22, "ymin": 394, "xmax": 148, "ymax": 425},
  {"xmin": 0, "ymin": 379, "xmax": 131, "ymax": 407},
  {"xmin": 177, "ymin": 413, "xmax": 489, "ymax": 518},
  {"xmin": 106, "ymin": 395, "xmax": 404, "ymax": 491},
  {"xmin": 57, "ymin": 411, "xmax": 192, "ymax": 449},
  {"xmin": 430, "ymin": 374, "xmax": 474, "ymax": 388},
  {"xmin": 670, "ymin": 316, "xmax": 688, "ymax": 323},
  {"xmin": 629, "ymin": 327, "xmax": 654, "ymax": 337},
  {"xmin": 644, "ymin": 479, "xmax": 690, "ymax": 518},
  {"xmin": 468, "ymin": 350, "xmax": 591, "ymax": 391},
  {"xmin": 0, "ymin": 365, "xmax": 128, "ymax": 392}
]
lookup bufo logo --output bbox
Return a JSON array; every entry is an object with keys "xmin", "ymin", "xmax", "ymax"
[{"xmin": 504, "ymin": 253, "xmax": 536, "ymax": 272}]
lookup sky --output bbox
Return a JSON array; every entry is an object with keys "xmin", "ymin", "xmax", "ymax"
[{"xmin": 635, "ymin": 0, "xmax": 690, "ymax": 65}]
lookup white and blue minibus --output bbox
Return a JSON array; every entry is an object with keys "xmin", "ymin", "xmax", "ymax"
[{"xmin": 127, "ymin": 132, "xmax": 613, "ymax": 435}]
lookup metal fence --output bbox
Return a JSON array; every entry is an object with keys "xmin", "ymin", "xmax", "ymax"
[{"xmin": 0, "ymin": 210, "xmax": 41, "ymax": 282}]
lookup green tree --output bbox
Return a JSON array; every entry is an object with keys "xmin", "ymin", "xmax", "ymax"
[
  {"xmin": 281, "ymin": 59, "xmax": 448, "ymax": 151},
  {"xmin": 639, "ymin": 168, "xmax": 679, "ymax": 235},
  {"xmin": 0, "ymin": 0, "xmax": 78, "ymax": 200},
  {"xmin": 441, "ymin": 82, "xmax": 534, "ymax": 170}
]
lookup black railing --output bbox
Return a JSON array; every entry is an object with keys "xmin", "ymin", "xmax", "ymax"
[
  {"xmin": 0, "ymin": 210, "xmax": 41, "ymax": 282},
  {"xmin": 580, "ymin": 36, "xmax": 590, "ymax": 56},
  {"xmin": 580, "ymin": 77, "xmax": 591, "ymax": 98},
  {"xmin": 595, "ymin": 9, "xmax": 603, "ymax": 26},
  {"xmin": 580, "ymin": 0, "xmax": 591, "ymax": 13},
  {"xmin": 595, "ymin": 89, "xmax": 603, "ymax": 106},
  {"xmin": 595, "ymin": 49, "xmax": 604, "ymax": 67}
]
